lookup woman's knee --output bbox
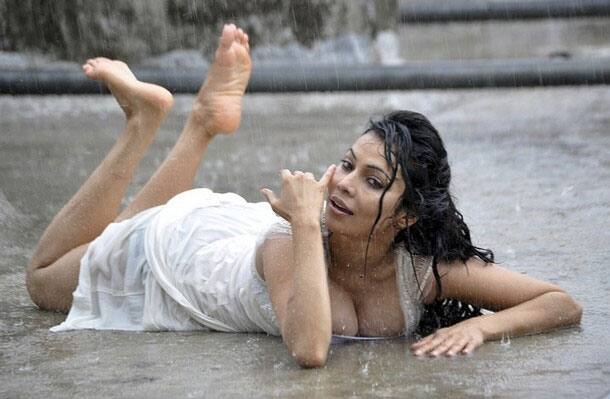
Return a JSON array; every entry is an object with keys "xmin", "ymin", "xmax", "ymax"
[
  {"xmin": 25, "ymin": 246, "xmax": 86, "ymax": 312},
  {"xmin": 25, "ymin": 267, "xmax": 51, "ymax": 310},
  {"xmin": 25, "ymin": 254, "xmax": 51, "ymax": 308},
  {"xmin": 26, "ymin": 268, "xmax": 73, "ymax": 312}
]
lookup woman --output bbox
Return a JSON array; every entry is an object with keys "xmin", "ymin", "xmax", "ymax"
[{"xmin": 26, "ymin": 24, "xmax": 582, "ymax": 368}]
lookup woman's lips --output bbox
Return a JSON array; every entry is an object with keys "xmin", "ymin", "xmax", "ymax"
[{"xmin": 329, "ymin": 197, "xmax": 354, "ymax": 216}]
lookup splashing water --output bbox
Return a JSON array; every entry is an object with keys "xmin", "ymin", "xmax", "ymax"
[{"xmin": 500, "ymin": 333, "xmax": 511, "ymax": 347}]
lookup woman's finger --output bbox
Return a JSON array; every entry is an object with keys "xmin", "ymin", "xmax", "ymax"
[
  {"xmin": 304, "ymin": 172, "xmax": 314, "ymax": 180},
  {"xmin": 280, "ymin": 169, "xmax": 292, "ymax": 180},
  {"xmin": 318, "ymin": 164, "xmax": 336, "ymax": 187},
  {"xmin": 411, "ymin": 338, "xmax": 430, "ymax": 351},
  {"xmin": 430, "ymin": 337, "xmax": 458, "ymax": 357},
  {"xmin": 446, "ymin": 339, "xmax": 469, "ymax": 357},
  {"xmin": 425, "ymin": 330, "xmax": 448, "ymax": 346},
  {"xmin": 462, "ymin": 339, "xmax": 479, "ymax": 355},
  {"xmin": 412, "ymin": 334, "xmax": 445, "ymax": 355},
  {"xmin": 411, "ymin": 335, "xmax": 433, "ymax": 349},
  {"xmin": 261, "ymin": 188, "xmax": 291, "ymax": 221},
  {"xmin": 411, "ymin": 334, "xmax": 437, "ymax": 350},
  {"xmin": 260, "ymin": 188, "xmax": 278, "ymax": 207}
]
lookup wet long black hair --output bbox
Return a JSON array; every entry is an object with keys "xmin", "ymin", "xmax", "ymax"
[{"xmin": 364, "ymin": 110, "xmax": 495, "ymax": 333}]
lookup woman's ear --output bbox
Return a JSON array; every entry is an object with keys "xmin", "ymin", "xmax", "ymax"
[{"xmin": 393, "ymin": 211, "xmax": 417, "ymax": 230}]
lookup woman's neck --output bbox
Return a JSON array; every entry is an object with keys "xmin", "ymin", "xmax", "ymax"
[{"xmin": 328, "ymin": 230, "xmax": 397, "ymax": 285}]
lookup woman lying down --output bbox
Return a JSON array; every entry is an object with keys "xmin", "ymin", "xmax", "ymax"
[{"xmin": 26, "ymin": 24, "xmax": 582, "ymax": 368}]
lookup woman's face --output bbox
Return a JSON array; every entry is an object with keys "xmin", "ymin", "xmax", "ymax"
[{"xmin": 325, "ymin": 132, "xmax": 407, "ymax": 239}]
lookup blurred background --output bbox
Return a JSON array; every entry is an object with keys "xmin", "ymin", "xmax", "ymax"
[{"xmin": 1, "ymin": 0, "xmax": 609, "ymax": 71}]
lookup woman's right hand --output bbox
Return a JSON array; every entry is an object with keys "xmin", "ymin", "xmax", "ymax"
[{"xmin": 261, "ymin": 164, "xmax": 336, "ymax": 223}]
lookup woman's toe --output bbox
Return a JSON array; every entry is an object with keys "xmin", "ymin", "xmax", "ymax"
[{"xmin": 220, "ymin": 25, "xmax": 235, "ymax": 47}]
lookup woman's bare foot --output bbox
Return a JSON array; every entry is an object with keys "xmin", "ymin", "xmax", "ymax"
[
  {"xmin": 82, "ymin": 58, "xmax": 173, "ymax": 124},
  {"xmin": 190, "ymin": 24, "xmax": 252, "ymax": 136}
]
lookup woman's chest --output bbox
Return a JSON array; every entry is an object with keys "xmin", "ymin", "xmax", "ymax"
[{"xmin": 328, "ymin": 278, "xmax": 405, "ymax": 337}]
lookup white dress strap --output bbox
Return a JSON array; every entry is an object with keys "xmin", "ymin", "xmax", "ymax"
[{"xmin": 395, "ymin": 247, "xmax": 434, "ymax": 336}]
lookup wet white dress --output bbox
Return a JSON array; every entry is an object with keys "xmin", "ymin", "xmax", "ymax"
[{"xmin": 51, "ymin": 188, "xmax": 433, "ymax": 337}]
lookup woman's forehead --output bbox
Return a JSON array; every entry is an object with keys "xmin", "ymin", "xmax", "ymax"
[
  {"xmin": 351, "ymin": 133, "xmax": 385, "ymax": 157},
  {"xmin": 350, "ymin": 134, "xmax": 392, "ymax": 166}
]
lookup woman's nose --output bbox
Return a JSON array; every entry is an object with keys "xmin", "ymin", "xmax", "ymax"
[{"xmin": 336, "ymin": 173, "xmax": 356, "ymax": 197}]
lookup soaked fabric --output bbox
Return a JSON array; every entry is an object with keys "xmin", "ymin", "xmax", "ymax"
[
  {"xmin": 50, "ymin": 206, "xmax": 162, "ymax": 332},
  {"xmin": 52, "ymin": 189, "xmax": 281, "ymax": 335},
  {"xmin": 51, "ymin": 188, "xmax": 433, "ymax": 338}
]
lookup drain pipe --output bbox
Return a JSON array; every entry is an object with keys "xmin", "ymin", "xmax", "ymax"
[
  {"xmin": 399, "ymin": 0, "xmax": 610, "ymax": 23},
  {"xmin": 1, "ymin": 58, "xmax": 609, "ymax": 94}
]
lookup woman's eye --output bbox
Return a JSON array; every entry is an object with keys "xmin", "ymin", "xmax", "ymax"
[
  {"xmin": 367, "ymin": 178, "xmax": 384, "ymax": 189},
  {"xmin": 340, "ymin": 160, "xmax": 352, "ymax": 170}
]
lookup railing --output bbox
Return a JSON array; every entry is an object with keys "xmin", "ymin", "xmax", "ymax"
[{"xmin": 1, "ymin": 58, "xmax": 608, "ymax": 94}]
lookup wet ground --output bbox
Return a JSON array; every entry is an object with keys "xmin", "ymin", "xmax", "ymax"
[{"xmin": 1, "ymin": 87, "xmax": 609, "ymax": 398}]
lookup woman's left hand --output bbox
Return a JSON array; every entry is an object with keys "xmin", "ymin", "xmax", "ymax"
[
  {"xmin": 261, "ymin": 165, "xmax": 336, "ymax": 223},
  {"xmin": 411, "ymin": 319, "xmax": 485, "ymax": 357}
]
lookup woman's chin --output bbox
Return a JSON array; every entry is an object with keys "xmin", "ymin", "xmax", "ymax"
[
  {"xmin": 324, "ymin": 215, "xmax": 344, "ymax": 234},
  {"xmin": 325, "ymin": 216, "xmax": 360, "ymax": 238}
]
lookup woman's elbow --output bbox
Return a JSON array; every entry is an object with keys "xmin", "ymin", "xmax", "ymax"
[
  {"xmin": 555, "ymin": 291, "xmax": 583, "ymax": 325},
  {"xmin": 568, "ymin": 297, "xmax": 583, "ymax": 325},
  {"xmin": 293, "ymin": 345, "xmax": 329, "ymax": 368},
  {"xmin": 283, "ymin": 317, "xmax": 331, "ymax": 367},
  {"xmin": 287, "ymin": 333, "xmax": 330, "ymax": 368}
]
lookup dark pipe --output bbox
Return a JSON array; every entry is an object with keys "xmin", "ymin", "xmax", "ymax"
[
  {"xmin": 399, "ymin": 0, "xmax": 610, "ymax": 23},
  {"xmin": 1, "ymin": 58, "xmax": 609, "ymax": 94},
  {"xmin": 248, "ymin": 59, "xmax": 610, "ymax": 91}
]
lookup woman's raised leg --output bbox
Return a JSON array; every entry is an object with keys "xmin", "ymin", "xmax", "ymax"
[
  {"xmin": 27, "ymin": 58, "xmax": 174, "ymax": 311},
  {"xmin": 27, "ymin": 24, "xmax": 252, "ymax": 312},
  {"xmin": 116, "ymin": 23, "xmax": 251, "ymax": 220}
]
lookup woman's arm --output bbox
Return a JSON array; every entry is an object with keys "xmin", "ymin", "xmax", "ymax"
[
  {"xmin": 411, "ymin": 258, "xmax": 582, "ymax": 357},
  {"xmin": 262, "ymin": 225, "xmax": 331, "ymax": 367},
  {"xmin": 260, "ymin": 166, "xmax": 336, "ymax": 367}
]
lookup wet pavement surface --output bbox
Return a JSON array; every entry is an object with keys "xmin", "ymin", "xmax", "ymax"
[{"xmin": 1, "ymin": 87, "xmax": 609, "ymax": 398}]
